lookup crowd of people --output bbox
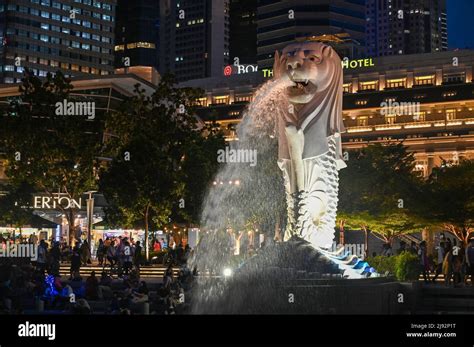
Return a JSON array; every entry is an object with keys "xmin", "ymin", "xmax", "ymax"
[
  {"xmin": 376, "ymin": 236, "xmax": 474, "ymax": 287},
  {"xmin": 0, "ymin": 234, "xmax": 196, "ymax": 315}
]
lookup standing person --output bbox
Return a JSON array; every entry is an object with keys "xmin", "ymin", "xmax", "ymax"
[
  {"xmin": 106, "ymin": 241, "xmax": 116, "ymax": 267},
  {"xmin": 70, "ymin": 244, "xmax": 81, "ymax": 280},
  {"xmin": 103, "ymin": 237, "xmax": 111, "ymax": 266},
  {"xmin": 36, "ymin": 240, "xmax": 48, "ymax": 274},
  {"xmin": 134, "ymin": 241, "xmax": 142, "ymax": 271},
  {"xmin": 96, "ymin": 239, "xmax": 105, "ymax": 266},
  {"xmin": 409, "ymin": 241, "xmax": 418, "ymax": 254},
  {"xmin": 382, "ymin": 243, "xmax": 393, "ymax": 256},
  {"xmin": 29, "ymin": 232, "xmax": 38, "ymax": 245},
  {"xmin": 50, "ymin": 242, "xmax": 61, "ymax": 276},
  {"xmin": 154, "ymin": 239, "xmax": 161, "ymax": 252},
  {"xmin": 445, "ymin": 238, "xmax": 453, "ymax": 254},
  {"xmin": 442, "ymin": 246, "xmax": 453, "ymax": 287},
  {"xmin": 451, "ymin": 239, "xmax": 462, "ymax": 286},
  {"xmin": 116, "ymin": 237, "xmax": 125, "ymax": 275},
  {"xmin": 432, "ymin": 241, "xmax": 445, "ymax": 283},
  {"xmin": 80, "ymin": 240, "xmax": 91, "ymax": 265},
  {"xmin": 418, "ymin": 241, "xmax": 430, "ymax": 283},
  {"xmin": 397, "ymin": 241, "xmax": 407, "ymax": 255},
  {"xmin": 176, "ymin": 243, "xmax": 184, "ymax": 264},
  {"xmin": 122, "ymin": 241, "xmax": 133, "ymax": 276},
  {"xmin": 465, "ymin": 239, "xmax": 474, "ymax": 286}
]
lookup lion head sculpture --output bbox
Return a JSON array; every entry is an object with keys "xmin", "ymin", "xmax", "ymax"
[{"xmin": 273, "ymin": 41, "xmax": 346, "ymax": 168}]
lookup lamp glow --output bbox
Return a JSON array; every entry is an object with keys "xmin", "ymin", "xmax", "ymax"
[{"xmin": 223, "ymin": 268, "xmax": 232, "ymax": 277}]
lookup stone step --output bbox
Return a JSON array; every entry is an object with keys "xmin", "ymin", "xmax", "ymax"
[
  {"xmin": 58, "ymin": 264, "xmax": 178, "ymax": 278},
  {"xmin": 422, "ymin": 297, "xmax": 474, "ymax": 309}
]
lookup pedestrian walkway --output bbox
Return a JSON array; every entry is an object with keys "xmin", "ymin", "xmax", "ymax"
[{"xmin": 416, "ymin": 285, "xmax": 474, "ymax": 314}]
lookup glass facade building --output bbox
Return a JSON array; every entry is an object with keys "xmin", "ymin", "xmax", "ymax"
[
  {"xmin": 366, "ymin": 0, "xmax": 447, "ymax": 57},
  {"xmin": 159, "ymin": 0, "xmax": 230, "ymax": 82},
  {"xmin": 257, "ymin": 0, "xmax": 367, "ymax": 69},
  {"xmin": 114, "ymin": 0, "xmax": 159, "ymax": 70},
  {"xmin": 0, "ymin": 0, "xmax": 116, "ymax": 83}
]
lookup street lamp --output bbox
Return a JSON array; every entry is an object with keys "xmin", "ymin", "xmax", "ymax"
[{"xmin": 84, "ymin": 190, "xmax": 97, "ymax": 253}]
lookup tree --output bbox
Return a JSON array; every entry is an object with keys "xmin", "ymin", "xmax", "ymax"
[
  {"xmin": 175, "ymin": 119, "xmax": 225, "ymax": 225},
  {"xmin": 0, "ymin": 182, "xmax": 36, "ymax": 239},
  {"xmin": 338, "ymin": 143, "xmax": 424, "ymax": 251},
  {"xmin": 0, "ymin": 70, "xmax": 104, "ymax": 243},
  {"xmin": 416, "ymin": 160, "xmax": 474, "ymax": 245},
  {"xmin": 101, "ymin": 75, "xmax": 224, "ymax": 260}
]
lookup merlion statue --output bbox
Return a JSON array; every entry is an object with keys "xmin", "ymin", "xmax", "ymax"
[{"xmin": 273, "ymin": 41, "xmax": 346, "ymax": 249}]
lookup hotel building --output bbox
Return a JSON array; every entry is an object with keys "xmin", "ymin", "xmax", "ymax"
[{"xmin": 180, "ymin": 49, "xmax": 474, "ymax": 177}]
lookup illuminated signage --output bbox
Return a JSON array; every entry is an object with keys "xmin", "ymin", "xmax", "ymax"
[
  {"xmin": 342, "ymin": 58, "xmax": 375, "ymax": 69},
  {"xmin": 261, "ymin": 58, "xmax": 376, "ymax": 78},
  {"xmin": 262, "ymin": 69, "xmax": 274, "ymax": 78},
  {"xmin": 33, "ymin": 196, "xmax": 82, "ymax": 209},
  {"xmin": 224, "ymin": 64, "xmax": 259, "ymax": 76}
]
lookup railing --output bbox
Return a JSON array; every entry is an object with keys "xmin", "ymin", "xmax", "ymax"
[{"xmin": 346, "ymin": 118, "xmax": 474, "ymax": 134}]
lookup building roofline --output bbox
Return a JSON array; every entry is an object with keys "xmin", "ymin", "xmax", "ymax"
[{"xmin": 0, "ymin": 73, "xmax": 157, "ymax": 98}]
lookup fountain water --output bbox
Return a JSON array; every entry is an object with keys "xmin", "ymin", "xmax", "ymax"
[{"xmin": 188, "ymin": 42, "xmax": 377, "ymax": 314}]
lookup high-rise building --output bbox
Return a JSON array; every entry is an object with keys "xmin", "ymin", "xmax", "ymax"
[
  {"xmin": 229, "ymin": 0, "xmax": 257, "ymax": 65},
  {"xmin": 257, "ymin": 0, "xmax": 366, "ymax": 69},
  {"xmin": 366, "ymin": 0, "xmax": 447, "ymax": 57},
  {"xmin": 0, "ymin": 0, "xmax": 116, "ymax": 83},
  {"xmin": 114, "ymin": 0, "xmax": 160, "ymax": 84},
  {"xmin": 159, "ymin": 0, "xmax": 230, "ymax": 82}
]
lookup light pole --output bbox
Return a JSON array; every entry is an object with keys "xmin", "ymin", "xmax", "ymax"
[{"xmin": 85, "ymin": 191, "xmax": 97, "ymax": 253}]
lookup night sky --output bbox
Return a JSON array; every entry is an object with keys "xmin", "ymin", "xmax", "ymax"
[{"xmin": 448, "ymin": 0, "xmax": 474, "ymax": 49}]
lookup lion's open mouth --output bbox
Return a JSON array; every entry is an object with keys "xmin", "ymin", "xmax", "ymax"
[
  {"xmin": 293, "ymin": 81, "xmax": 309, "ymax": 89},
  {"xmin": 287, "ymin": 79, "xmax": 317, "ymax": 101}
]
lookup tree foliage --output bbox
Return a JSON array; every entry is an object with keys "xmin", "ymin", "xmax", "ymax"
[
  {"xmin": 415, "ymin": 160, "xmax": 474, "ymax": 244},
  {"xmin": 0, "ymin": 70, "xmax": 103, "ymax": 242},
  {"xmin": 100, "ymin": 75, "xmax": 224, "ymax": 258},
  {"xmin": 338, "ymin": 143, "xmax": 424, "ymax": 243}
]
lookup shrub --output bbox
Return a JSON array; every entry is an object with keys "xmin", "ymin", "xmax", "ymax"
[
  {"xmin": 395, "ymin": 251, "xmax": 420, "ymax": 281},
  {"xmin": 368, "ymin": 251, "xmax": 420, "ymax": 281},
  {"xmin": 366, "ymin": 255, "xmax": 397, "ymax": 276}
]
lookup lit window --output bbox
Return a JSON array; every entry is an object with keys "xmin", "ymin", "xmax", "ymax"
[
  {"xmin": 213, "ymin": 96, "xmax": 229, "ymax": 105},
  {"xmin": 357, "ymin": 116, "xmax": 368, "ymax": 126},
  {"xmin": 414, "ymin": 111, "xmax": 426, "ymax": 122},
  {"xmin": 385, "ymin": 115, "xmax": 397, "ymax": 124},
  {"xmin": 386, "ymin": 78, "xmax": 406, "ymax": 89},
  {"xmin": 414, "ymin": 75, "xmax": 435, "ymax": 86},
  {"xmin": 194, "ymin": 98, "xmax": 207, "ymax": 107},
  {"xmin": 234, "ymin": 95, "xmax": 252, "ymax": 103},
  {"xmin": 359, "ymin": 81, "xmax": 378, "ymax": 91},
  {"xmin": 446, "ymin": 109, "xmax": 456, "ymax": 120},
  {"xmin": 443, "ymin": 91, "xmax": 457, "ymax": 98}
]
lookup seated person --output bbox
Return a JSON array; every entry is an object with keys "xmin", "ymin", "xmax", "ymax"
[{"xmin": 85, "ymin": 271, "xmax": 99, "ymax": 300}]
